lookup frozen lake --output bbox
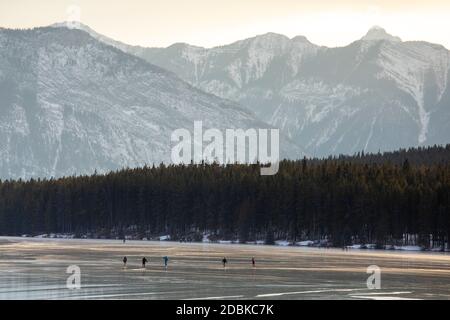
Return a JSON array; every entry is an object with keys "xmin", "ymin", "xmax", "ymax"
[{"xmin": 1, "ymin": 237, "xmax": 449, "ymax": 300}]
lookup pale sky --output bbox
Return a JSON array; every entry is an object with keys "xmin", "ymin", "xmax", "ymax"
[{"xmin": 1, "ymin": 0, "xmax": 449, "ymax": 49}]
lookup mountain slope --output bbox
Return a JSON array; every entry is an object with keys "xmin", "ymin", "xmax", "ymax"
[
  {"xmin": 77, "ymin": 24, "xmax": 450, "ymax": 156},
  {"xmin": 0, "ymin": 27, "xmax": 298, "ymax": 179}
]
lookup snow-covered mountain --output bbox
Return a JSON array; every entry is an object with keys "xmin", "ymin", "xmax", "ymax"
[
  {"xmin": 0, "ymin": 27, "xmax": 298, "ymax": 179},
  {"xmin": 79, "ymin": 24, "xmax": 450, "ymax": 156}
]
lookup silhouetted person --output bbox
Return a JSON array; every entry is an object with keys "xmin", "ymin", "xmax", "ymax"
[
  {"xmin": 142, "ymin": 257, "xmax": 148, "ymax": 268},
  {"xmin": 123, "ymin": 256, "xmax": 127, "ymax": 267},
  {"xmin": 252, "ymin": 257, "xmax": 255, "ymax": 268},
  {"xmin": 222, "ymin": 257, "xmax": 227, "ymax": 268},
  {"xmin": 163, "ymin": 256, "xmax": 169, "ymax": 268}
]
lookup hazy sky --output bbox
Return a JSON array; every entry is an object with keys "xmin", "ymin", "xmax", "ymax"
[{"xmin": 1, "ymin": 0, "xmax": 449, "ymax": 48}]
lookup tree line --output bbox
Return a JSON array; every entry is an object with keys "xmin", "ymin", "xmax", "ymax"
[{"xmin": 0, "ymin": 145, "xmax": 449, "ymax": 249}]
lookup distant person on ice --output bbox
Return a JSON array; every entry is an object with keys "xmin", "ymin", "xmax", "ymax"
[
  {"xmin": 222, "ymin": 257, "xmax": 227, "ymax": 268},
  {"xmin": 123, "ymin": 256, "xmax": 127, "ymax": 267},
  {"xmin": 163, "ymin": 256, "xmax": 169, "ymax": 268},
  {"xmin": 252, "ymin": 257, "xmax": 255, "ymax": 268},
  {"xmin": 142, "ymin": 257, "xmax": 148, "ymax": 268}
]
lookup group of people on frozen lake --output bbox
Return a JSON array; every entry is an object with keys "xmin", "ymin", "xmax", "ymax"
[
  {"xmin": 122, "ymin": 256, "xmax": 169, "ymax": 269},
  {"xmin": 121, "ymin": 256, "xmax": 256, "ymax": 269}
]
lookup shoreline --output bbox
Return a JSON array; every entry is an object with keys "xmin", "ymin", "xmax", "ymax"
[{"xmin": 1, "ymin": 236, "xmax": 449, "ymax": 257}]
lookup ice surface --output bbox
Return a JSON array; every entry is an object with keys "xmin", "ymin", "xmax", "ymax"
[{"xmin": 0, "ymin": 237, "xmax": 449, "ymax": 300}]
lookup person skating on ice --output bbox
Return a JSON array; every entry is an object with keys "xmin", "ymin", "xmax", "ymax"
[{"xmin": 142, "ymin": 257, "xmax": 148, "ymax": 268}]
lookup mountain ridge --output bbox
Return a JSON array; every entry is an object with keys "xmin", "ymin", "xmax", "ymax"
[
  {"xmin": 0, "ymin": 26, "xmax": 301, "ymax": 179},
  {"xmin": 60, "ymin": 23, "xmax": 449, "ymax": 156},
  {"xmin": 50, "ymin": 22, "xmax": 450, "ymax": 50},
  {"xmin": 2, "ymin": 23, "xmax": 449, "ymax": 179}
]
